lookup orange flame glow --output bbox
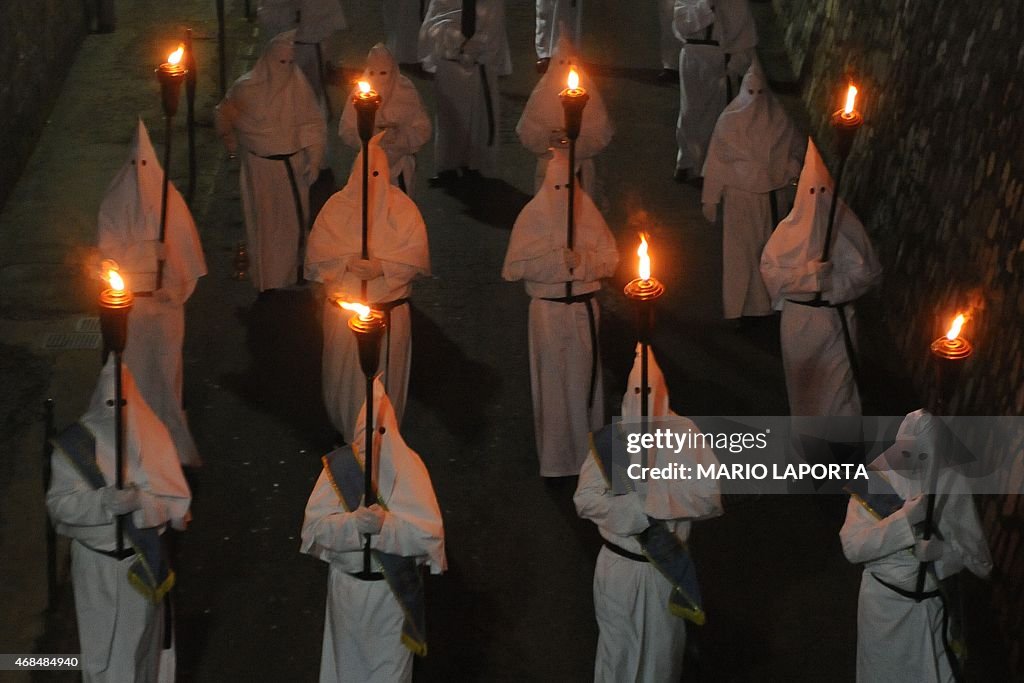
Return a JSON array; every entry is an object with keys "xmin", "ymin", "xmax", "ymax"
[
  {"xmin": 567, "ymin": 67, "xmax": 580, "ymax": 91},
  {"xmin": 339, "ymin": 300, "xmax": 372, "ymax": 319},
  {"xmin": 357, "ymin": 80, "xmax": 372, "ymax": 95},
  {"xmin": 168, "ymin": 45, "xmax": 184, "ymax": 66},
  {"xmin": 107, "ymin": 269, "xmax": 125, "ymax": 292},
  {"xmin": 843, "ymin": 84, "xmax": 858, "ymax": 116},
  {"xmin": 638, "ymin": 234, "xmax": 651, "ymax": 282},
  {"xmin": 945, "ymin": 313, "xmax": 966, "ymax": 341}
]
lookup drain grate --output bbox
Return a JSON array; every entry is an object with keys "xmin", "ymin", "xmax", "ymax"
[
  {"xmin": 41, "ymin": 332, "xmax": 101, "ymax": 350},
  {"xmin": 76, "ymin": 317, "xmax": 100, "ymax": 333}
]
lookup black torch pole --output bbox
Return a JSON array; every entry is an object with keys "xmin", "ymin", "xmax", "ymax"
[
  {"xmin": 216, "ymin": 0, "xmax": 227, "ymax": 96},
  {"xmin": 114, "ymin": 351, "xmax": 126, "ymax": 553},
  {"xmin": 624, "ymin": 276, "xmax": 665, "ymax": 470},
  {"xmin": 560, "ymin": 87, "xmax": 588, "ymax": 299},
  {"xmin": 566, "ymin": 136, "xmax": 576, "ymax": 299},
  {"xmin": 99, "ymin": 281, "xmax": 133, "ymax": 554},
  {"xmin": 353, "ymin": 89, "xmax": 382, "ymax": 301},
  {"xmin": 185, "ymin": 29, "xmax": 197, "ymax": 203},
  {"xmin": 347, "ymin": 310, "xmax": 386, "ymax": 577},
  {"xmin": 155, "ymin": 58, "xmax": 187, "ymax": 290}
]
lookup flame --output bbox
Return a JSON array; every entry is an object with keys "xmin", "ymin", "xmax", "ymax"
[
  {"xmin": 637, "ymin": 234, "xmax": 651, "ymax": 282},
  {"xmin": 357, "ymin": 80, "xmax": 372, "ymax": 95},
  {"xmin": 168, "ymin": 45, "xmax": 184, "ymax": 66},
  {"xmin": 843, "ymin": 84, "xmax": 858, "ymax": 115},
  {"xmin": 945, "ymin": 313, "xmax": 966, "ymax": 341},
  {"xmin": 107, "ymin": 269, "xmax": 125, "ymax": 292},
  {"xmin": 567, "ymin": 67, "xmax": 580, "ymax": 91},
  {"xmin": 339, "ymin": 300, "xmax": 372, "ymax": 319}
]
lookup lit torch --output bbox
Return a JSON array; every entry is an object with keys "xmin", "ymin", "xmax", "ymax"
[
  {"xmin": 353, "ymin": 80, "xmax": 382, "ymax": 301},
  {"xmin": 559, "ymin": 66, "xmax": 590, "ymax": 298},
  {"xmin": 337, "ymin": 299, "xmax": 386, "ymax": 576},
  {"xmin": 154, "ymin": 43, "xmax": 188, "ymax": 290},
  {"xmin": 98, "ymin": 262, "xmax": 134, "ymax": 553}
]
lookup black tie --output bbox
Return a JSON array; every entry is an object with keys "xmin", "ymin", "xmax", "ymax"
[{"xmin": 462, "ymin": 0, "xmax": 477, "ymax": 40}]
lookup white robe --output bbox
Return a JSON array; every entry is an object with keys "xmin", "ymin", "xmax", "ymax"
[
  {"xmin": 535, "ymin": 0, "xmax": 582, "ymax": 60},
  {"xmin": 305, "ymin": 135, "xmax": 430, "ymax": 441},
  {"xmin": 840, "ymin": 411, "xmax": 992, "ymax": 683},
  {"xmin": 216, "ymin": 30, "xmax": 327, "ymax": 292},
  {"xmin": 46, "ymin": 361, "xmax": 190, "ymax": 683},
  {"xmin": 702, "ymin": 64, "xmax": 803, "ymax": 319},
  {"xmin": 516, "ymin": 35, "xmax": 613, "ymax": 196},
  {"xmin": 673, "ymin": 0, "xmax": 756, "ymax": 174},
  {"xmin": 97, "ymin": 120, "xmax": 207, "ymax": 467},
  {"xmin": 502, "ymin": 151, "xmax": 618, "ymax": 476},
  {"xmin": 419, "ymin": 0, "xmax": 512, "ymax": 176},
  {"xmin": 295, "ymin": 0, "xmax": 348, "ymax": 113},
  {"xmin": 383, "ymin": 0, "xmax": 424, "ymax": 64},
  {"xmin": 575, "ymin": 346, "xmax": 722, "ymax": 681},
  {"xmin": 760, "ymin": 139, "xmax": 882, "ymax": 416},
  {"xmin": 340, "ymin": 44, "xmax": 432, "ymax": 196},
  {"xmin": 301, "ymin": 380, "xmax": 445, "ymax": 683}
]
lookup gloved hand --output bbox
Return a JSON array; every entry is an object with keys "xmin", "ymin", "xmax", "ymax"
[
  {"xmin": 353, "ymin": 504, "xmax": 385, "ymax": 535},
  {"xmin": 902, "ymin": 494, "xmax": 929, "ymax": 526},
  {"xmin": 101, "ymin": 485, "xmax": 142, "ymax": 516},
  {"xmin": 914, "ymin": 538, "xmax": 944, "ymax": 562},
  {"xmin": 811, "ymin": 259, "xmax": 833, "ymax": 291},
  {"xmin": 563, "ymin": 248, "xmax": 581, "ymax": 271},
  {"xmin": 548, "ymin": 129, "xmax": 568, "ymax": 148},
  {"xmin": 702, "ymin": 202, "xmax": 718, "ymax": 224},
  {"xmin": 349, "ymin": 258, "xmax": 384, "ymax": 280}
]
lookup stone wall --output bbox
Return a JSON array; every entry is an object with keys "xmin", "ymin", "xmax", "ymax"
[
  {"xmin": 0, "ymin": 1, "xmax": 87, "ymax": 209},
  {"xmin": 772, "ymin": 0, "xmax": 1023, "ymax": 675}
]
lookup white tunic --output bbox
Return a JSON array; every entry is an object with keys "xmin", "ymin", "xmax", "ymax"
[
  {"xmin": 702, "ymin": 64, "xmax": 803, "ymax": 319},
  {"xmin": 340, "ymin": 44, "xmax": 432, "ymax": 196},
  {"xmin": 575, "ymin": 346, "xmax": 722, "ymax": 681},
  {"xmin": 301, "ymin": 381, "xmax": 445, "ymax": 683},
  {"xmin": 216, "ymin": 31, "xmax": 327, "ymax": 292},
  {"xmin": 46, "ymin": 361, "xmax": 190, "ymax": 683},
  {"xmin": 840, "ymin": 411, "xmax": 992, "ymax": 683},
  {"xmin": 97, "ymin": 120, "xmax": 207, "ymax": 467},
  {"xmin": 760, "ymin": 139, "xmax": 882, "ymax": 415},
  {"xmin": 502, "ymin": 151, "xmax": 618, "ymax": 476},
  {"xmin": 419, "ymin": 0, "xmax": 512, "ymax": 176},
  {"xmin": 516, "ymin": 35, "xmax": 613, "ymax": 196},
  {"xmin": 306, "ymin": 135, "xmax": 430, "ymax": 441},
  {"xmin": 535, "ymin": 0, "xmax": 582, "ymax": 60}
]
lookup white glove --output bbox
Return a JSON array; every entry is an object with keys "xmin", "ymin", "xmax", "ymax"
[
  {"xmin": 606, "ymin": 493, "xmax": 650, "ymax": 536},
  {"xmin": 811, "ymin": 259, "xmax": 833, "ymax": 291},
  {"xmin": 914, "ymin": 538, "xmax": 944, "ymax": 562},
  {"xmin": 563, "ymin": 249, "xmax": 581, "ymax": 271},
  {"xmin": 353, "ymin": 504, "xmax": 385, "ymax": 535},
  {"xmin": 349, "ymin": 258, "xmax": 384, "ymax": 280},
  {"xmin": 902, "ymin": 494, "xmax": 929, "ymax": 526},
  {"xmin": 101, "ymin": 485, "xmax": 142, "ymax": 515},
  {"xmin": 702, "ymin": 202, "xmax": 718, "ymax": 224}
]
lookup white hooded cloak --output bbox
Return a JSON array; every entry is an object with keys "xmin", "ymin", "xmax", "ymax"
[
  {"xmin": 702, "ymin": 63, "xmax": 804, "ymax": 318},
  {"xmin": 301, "ymin": 379, "xmax": 445, "ymax": 683},
  {"xmin": 840, "ymin": 410, "xmax": 992, "ymax": 683},
  {"xmin": 97, "ymin": 120, "xmax": 207, "ymax": 467},
  {"xmin": 215, "ymin": 30, "xmax": 327, "ymax": 292},
  {"xmin": 340, "ymin": 43, "xmax": 432, "ymax": 196},
  {"xmin": 47, "ymin": 359, "xmax": 191, "ymax": 682},
  {"xmin": 575, "ymin": 345, "xmax": 722, "ymax": 682},
  {"xmin": 306, "ymin": 134, "xmax": 430, "ymax": 441},
  {"xmin": 419, "ymin": 0, "xmax": 512, "ymax": 176},
  {"xmin": 535, "ymin": 0, "xmax": 582, "ymax": 60},
  {"xmin": 516, "ymin": 35, "xmax": 613, "ymax": 196},
  {"xmin": 502, "ymin": 150, "xmax": 618, "ymax": 476},
  {"xmin": 673, "ymin": 0, "xmax": 757, "ymax": 174},
  {"xmin": 760, "ymin": 139, "xmax": 882, "ymax": 415}
]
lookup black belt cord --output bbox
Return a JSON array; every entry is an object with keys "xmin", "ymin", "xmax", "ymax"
[{"xmin": 479, "ymin": 64, "xmax": 496, "ymax": 146}]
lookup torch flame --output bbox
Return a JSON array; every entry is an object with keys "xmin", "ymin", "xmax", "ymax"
[
  {"xmin": 945, "ymin": 313, "xmax": 966, "ymax": 341},
  {"xmin": 567, "ymin": 67, "xmax": 580, "ymax": 91},
  {"xmin": 843, "ymin": 84, "xmax": 858, "ymax": 116},
  {"xmin": 168, "ymin": 45, "xmax": 184, "ymax": 66},
  {"xmin": 107, "ymin": 269, "xmax": 125, "ymax": 292},
  {"xmin": 637, "ymin": 234, "xmax": 651, "ymax": 282},
  {"xmin": 339, "ymin": 300, "xmax": 372, "ymax": 319},
  {"xmin": 357, "ymin": 80, "xmax": 371, "ymax": 95}
]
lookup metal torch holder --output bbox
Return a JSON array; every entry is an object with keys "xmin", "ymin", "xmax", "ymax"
[
  {"xmin": 347, "ymin": 309, "xmax": 386, "ymax": 577},
  {"xmin": 560, "ymin": 89, "xmax": 589, "ymax": 298},
  {"xmin": 99, "ymin": 286, "xmax": 134, "ymax": 553},
  {"xmin": 624, "ymin": 277, "xmax": 665, "ymax": 470},
  {"xmin": 354, "ymin": 93, "xmax": 382, "ymax": 301}
]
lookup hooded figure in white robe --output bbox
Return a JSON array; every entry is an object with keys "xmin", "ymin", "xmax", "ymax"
[
  {"xmin": 47, "ymin": 359, "xmax": 191, "ymax": 683},
  {"xmin": 306, "ymin": 133, "xmax": 430, "ymax": 442},
  {"xmin": 672, "ymin": 0, "xmax": 757, "ymax": 177},
  {"xmin": 301, "ymin": 379, "xmax": 446, "ymax": 683},
  {"xmin": 419, "ymin": 0, "xmax": 512, "ymax": 179},
  {"xmin": 535, "ymin": 1, "xmax": 582, "ymax": 62},
  {"xmin": 840, "ymin": 410, "xmax": 992, "ymax": 683},
  {"xmin": 575, "ymin": 345, "xmax": 722, "ymax": 682},
  {"xmin": 502, "ymin": 149, "xmax": 619, "ymax": 477},
  {"xmin": 98, "ymin": 120, "xmax": 207, "ymax": 467},
  {"xmin": 383, "ymin": 0, "xmax": 425, "ymax": 65},
  {"xmin": 760, "ymin": 139, "xmax": 882, "ymax": 415},
  {"xmin": 340, "ymin": 44, "xmax": 432, "ymax": 196},
  {"xmin": 216, "ymin": 30, "xmax": 327, "ymax": 292},
  {"xmin": 516, "ymin": 35, "xmax": 613, "ymax": 196},
  {"xmin": 702, "ymin": 63, "xmax": 804, "ymax": 319}
]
